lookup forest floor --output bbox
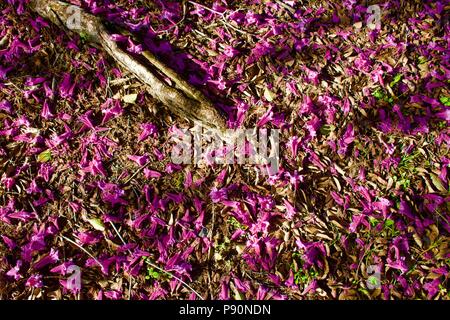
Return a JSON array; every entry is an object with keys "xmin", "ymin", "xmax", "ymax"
[{"xmin": 0, "ymin": 0, "xmax": 449, "ymax": 300}]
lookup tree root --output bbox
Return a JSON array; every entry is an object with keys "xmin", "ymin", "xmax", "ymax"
[{"xmin": 29, "ymin": 0, "xmax": 228, "ymax": 131}]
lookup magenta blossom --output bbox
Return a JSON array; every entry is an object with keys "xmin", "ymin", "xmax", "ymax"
[
  {"xmin": 59, "ymin": 73, "xmax": 76, "ymax": 99},
  {"xmin": 25, "ymin": 274, "xmax": 43, "ymax": 288},
  {"xmin": 138, "ymin": 123, "xmax": 158, "ymax": 141}
]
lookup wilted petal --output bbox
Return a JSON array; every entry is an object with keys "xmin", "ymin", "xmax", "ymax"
[{"xmin": 25, "ymin": 274, "xmax": 43, "ymax": 288}]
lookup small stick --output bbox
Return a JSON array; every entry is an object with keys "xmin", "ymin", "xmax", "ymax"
[
  {"xmin": 109, "ymin": 222, "xmax": 204, "ymax": 300},
  {"xmin": 60, "ymin": 235, "xmax": 103, "ymax": 269},
  {"xmin": 122, "ymin": 160, "xmax": 152, "ymax": 185}
]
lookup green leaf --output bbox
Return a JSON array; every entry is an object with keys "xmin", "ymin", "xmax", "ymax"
[
  {"xmin": 146, "ymin": 267, "xmax": 161, "ymax": 280},
  {"xmin": 372, "ymin": 89, "xmax": 384, "ymax": 100},
  {"xmin": 438, "ymin": 121, "xmax": 447, "ymax": 129},
  {"xmin": 418, "ymin": 56, "xmax": 427, "ymax": 64},
  {"xmin": 79, "ymin": 32, "xmax": 89, "ymax": 42},
  {"xmin": 390, "ymin": 74, "xmax": 402, "ymax": 87},
  {"xmin": 37, "ymin": 149, "xmax": 52, "ymax": 163},
  {"xmin": 87, "ymin": 218, "xmax": 105, "ymax": 231},
  {"xmin": 149, "ymin": 271, "xmax": 159, "ymax": 278},
  {"xmin": 368, "ymin": 276, "xmax": 380, "ymax": 287},
  {"xmin": 369, "ymin": 217, "xmax": 379, "ymax": 227},
  {"xmin": 439, "ymin": 96, "xmax": 450, "ymax": 107},
  {"xmin": 387, "ymin": 96, "xmax": 394, "ymax": 104},
  {"xmin": 320, "ymin": 124, "xmax": 335, "ymax": 135}
]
